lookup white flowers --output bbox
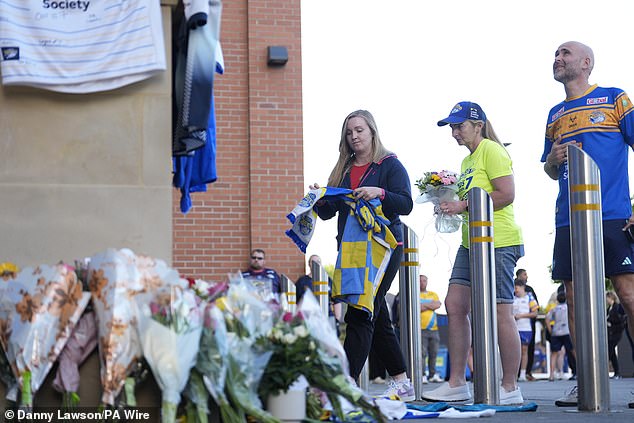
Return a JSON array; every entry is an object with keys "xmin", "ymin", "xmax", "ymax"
[
  {"xmin": 283, "ymin": 333, "xmax": 297, "ymax": 344},
  {"xmin": 293, "ymin": 325, "xmax": 308, "ymax": 338},
  {"xmin": 270, "ymin": 320, "xmax": 310, "ymax": 345}
]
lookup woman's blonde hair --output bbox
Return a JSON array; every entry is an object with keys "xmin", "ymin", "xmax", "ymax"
[
  {"xmin": 468, "ymin": 119, "xmax": 504, "ymax": 146},
  {"xmin": 326, "ymin": 110, "xmax": 392, "ymax": 187}
]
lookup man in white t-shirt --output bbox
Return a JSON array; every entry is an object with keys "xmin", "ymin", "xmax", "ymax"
[{"xmin": 513, "ymin": 280, "xmax": 538, "ymax": 382}]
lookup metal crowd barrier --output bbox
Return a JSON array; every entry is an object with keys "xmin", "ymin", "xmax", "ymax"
[
  {"xmin": 468, "ymin": 187, "xmax": 499, "ymax": 404},
  {"xmin": 359, "ymin": 358, "xmax": 370, "ymax": 392},
  {"xmin": 399, "ymin": 224, "xmax": 423, "ymax": 400},
  {"xmin": 311, "ymin": 260, "xmax": 331, "ymax": 318},
  {"xmin": 280, "ymin": 274, "xmax": 296, "ymax": 313},
  {"xmin": 567, "ymin": 144, "xmax": 610, "ymax": 412}
]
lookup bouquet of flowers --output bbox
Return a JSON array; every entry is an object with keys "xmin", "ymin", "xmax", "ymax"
[
  {"xmin": 196, "ymin": 304, "xmax": 241, "ymax": 423},
  {"xmin": 136, "ymin": 283, "xmax": 203, "ymax": 423},
  {"xmin": 0, "ymin": 277, "xmax": 18, "ymax": 404},
  {"xmin": 221, "ymin": 280, "xmax": 278, "ymax": 423},
  {"xmin": 89, "ymin": 248, "xmax": 170, "ymax": 406},
  {"xmin": 183, "ymin": 368, "xmax": 211, "ymax": 423},
  {"xmin": 292, "ymin": 291, "xmax": 384, "ymax": 422},
  {"xmin": 0, "ymin": 264, "xmax": 90, "ymax": 407},
  {"xmin": 415, "ymin": 170, "xmax": 463, "ymax": 233},
  {"xmin": 188, "ymin": 278, "xmax": 228, "ymax": 303},
  {"xmin": 88, "ymin": 248, "xmax": 145, "ymax": 407},
  {"xmin": 256, "ymin": 311, "xmax": 313, "ymax": 398},
  {"xmin": 52, "ymin": 309, "xmax": 98, "ymax": 410}
]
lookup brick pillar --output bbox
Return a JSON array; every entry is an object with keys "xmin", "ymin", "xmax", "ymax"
[{"xmin": 172, "ymin": 0, "xmax": 305, "ymax": 282}]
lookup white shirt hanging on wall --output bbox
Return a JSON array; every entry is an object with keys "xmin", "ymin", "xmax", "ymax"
[{"xmin": 0, "ymin": 0, "xmax": 166, "ymax": 93}]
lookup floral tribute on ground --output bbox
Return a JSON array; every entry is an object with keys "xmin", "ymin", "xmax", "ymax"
[
  {"xmin": 0, "ymin": 264, "xmax": 90, "ymax": 407},
  {"xmin": 0, "ymin": 251, "xmax": 388, "ymax": 423}
]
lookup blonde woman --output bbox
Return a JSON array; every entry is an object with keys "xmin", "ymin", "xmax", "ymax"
[
  {"xmin": 310, "ymin": 110, "xmax": 414, "ymax": 400},
  {"xmin": 422, "ymin": 102, "xmax": 524, "ymax": 405}
]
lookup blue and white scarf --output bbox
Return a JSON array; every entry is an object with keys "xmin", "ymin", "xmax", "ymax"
[{"xmin": 286, "ymin": 187, "xmax": 397, "ymax": 316}]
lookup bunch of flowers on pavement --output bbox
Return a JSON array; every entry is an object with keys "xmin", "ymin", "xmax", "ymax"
[
  {"xmin": 135, "ymin": 282, "xmax": 203, "ymax": 423},
  {"xmin": 0, "ymin": 264, "xmax": 90, "ymax": 407},
  {"xmin": 0, "ymin": 251, "xmax": 392, "ymax": 422},
  {"xmin": 52, "ymin": 308, "xmax": 98, "ymax": 410},
  {"xmin": 89, "ymin": 248, "xmax": 180, "ymax": 408}
]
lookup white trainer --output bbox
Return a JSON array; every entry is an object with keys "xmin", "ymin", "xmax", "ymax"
[
  {"xmin": 382, "ymin": 378, "xmax": 416, "ymax": 402},
  {"xmin": 430, "ymin": 374, "xmax": 444, "ymax": 383},
  {"xmin": 422, "ymin": 382, "xmax": 472, "ymax": 402},
  {"xmin": 555, "ymin": 385, "xmax": 578, "ymax": 407},
  {"xmin": 500, "ymin": 386, "xmax": 524, "ymax": 405}
]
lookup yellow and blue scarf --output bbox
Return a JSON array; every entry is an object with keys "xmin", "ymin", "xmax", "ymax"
[{"xmin": 286, "ymin": 187, "xmax": 397, "ymax": 316}]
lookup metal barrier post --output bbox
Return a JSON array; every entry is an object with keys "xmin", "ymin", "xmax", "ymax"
[
  {"xmin": 399, "ymin": 224, "xmax": 422, "ymax": 400},
  {"xmin": 280, "ymin": 274, "xmax": 296, "ymax": 313},
  {"xmin": 311, "ymin": 260, "xmax": 330, "ymax": 318},
  {"xmin": 567, "ymin": 144, "xmax": 610, "ymax": 412},
  {"xmin": 359, "ymin": 358, "xmax": 370, "ymax": 392},
  {"xmin": 468, "ymin": 187, "xmax": 499, "ymax": 405}
]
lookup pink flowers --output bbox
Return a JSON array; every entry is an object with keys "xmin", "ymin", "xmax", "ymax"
[
  {"xmin": 415, "ymin": 169, "xmax": 462, "ymax": 233},
  {"xmin": 415, "ymin": 170, "xmax": 458, "ymax": 195}
]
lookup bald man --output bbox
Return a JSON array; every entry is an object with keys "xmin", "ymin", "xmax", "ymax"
[{"xmin": 542, "ymin": 41, "xmax": 634, "ymax": 409}]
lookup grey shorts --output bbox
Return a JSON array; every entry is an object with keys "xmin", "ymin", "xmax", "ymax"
[{"xmin": 449, "ymin": 245, "xmax": 525, "ymax": 304}]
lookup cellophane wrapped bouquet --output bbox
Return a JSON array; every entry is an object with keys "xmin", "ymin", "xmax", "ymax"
[
  {"xmin": 88, "ymin": 248, "xmax": 146, "ymax": 407},
  {"xmin": 135, "ymin": 283, "xmax": 203, "ymax": 423},
  {"xmin": 288, "ymin": 291, "xmax": 384, "ymax": 421},
  {"xmin": 0, "ymin": 264, "xmax": 90, "ymax": 407},
  {"xmin": 216, "ymin": 278, "xmax": 278, "ymax": 423},
  {"xmin": 0, "ymin": 274, "xmax": 18, "ymax": 405},
  {"xmin": 182, "ymin": 278, "xmax": 231, "ymax": 423},
  {"xmin": 415, "ymin": 170, "xmax": 463, "ymax": 233},
  {"xmin": 90, "ymin": 248, "xmax": 180, "ymax": 409}
]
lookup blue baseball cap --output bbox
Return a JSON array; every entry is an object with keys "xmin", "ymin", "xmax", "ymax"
[{"xmin": 437, "ymin": 101, "xmax": 487, "ymax": 126}]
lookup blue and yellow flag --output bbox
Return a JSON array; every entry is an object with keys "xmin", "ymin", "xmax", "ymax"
[{"xmin": 286, "ymin": 187, "xmax": 397, "ymax": 317}]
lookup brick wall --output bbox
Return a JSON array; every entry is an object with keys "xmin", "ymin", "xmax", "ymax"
[{"xmin": 172, "ymin": 0, "xmax": 306, "ymax": 282}]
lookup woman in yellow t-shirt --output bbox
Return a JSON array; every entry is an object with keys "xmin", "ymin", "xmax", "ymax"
[{"xmin": 422, "ymin": 102, "xmax": 524, "ymax": 406}]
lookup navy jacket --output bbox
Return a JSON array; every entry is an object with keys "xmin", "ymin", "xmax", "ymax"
[{"xmin": 316, "ymin": 154, "xmax": 413, "ymax": 248}]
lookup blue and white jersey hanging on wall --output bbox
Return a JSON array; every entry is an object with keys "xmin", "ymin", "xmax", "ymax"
[{"xmin": 0, "ymin": 0, "xmax": 166, "ymax": 93}]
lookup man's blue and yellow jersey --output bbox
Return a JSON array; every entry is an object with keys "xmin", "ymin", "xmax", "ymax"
[{"xmin": 541, "ymin": 85, "xmax": 634, "ymax": 227}]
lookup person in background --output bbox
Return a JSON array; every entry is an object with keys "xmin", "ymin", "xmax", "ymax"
[
  {"xmin": 541, "ymin": 41, "xmax": 634, "ymax": 408},
  {"xmin": 513, "ymin": 279, "xmax": 538, "ymax": 382},
  {"xmin": 241, "ymin": 248, "xmax": 281, "ymax": 294},
  {"xmin": 295, "ymin": 254, "xmax": 342, "ymax": 331},
  {"xmin": 419, "ymin": 274, "xmax": 443, "ymax": 383},
  {"xmin": 311, "ymin": 109, "xmax": 415, "ymax": 401},
  {"xmin": 422, "ymin": 101, "xmax": 524, "ymax": 405},
  {"xmin": 546, "ymin": 292, "xmax": 576, "ymax": 382},
  {"xmin": 515, "ymin": 268, "xmax": 539, "ymax": 381},
  {"xmin": 606, "ymin": 291, "xmax": 627, "ymax": 379},
  {"xmin": 295, "ymin": 254, "xmax": 326, "ymax": 303}
]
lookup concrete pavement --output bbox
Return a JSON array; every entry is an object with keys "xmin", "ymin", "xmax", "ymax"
[{"xmin": 369, "ymin": 376, "xmax": 634, "ymax": 422}]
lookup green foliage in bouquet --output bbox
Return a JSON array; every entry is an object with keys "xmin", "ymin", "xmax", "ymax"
[
  {"xmin": 256, "ymin": 312, "xmax": 316, "ymax": 397},
  {"xmin": 257, "ymin": 311, "xmax": 385, "ymax": 423},
  {"xmin": 415, "ymin": 170, "xmax": 458, "ymax": 195}
]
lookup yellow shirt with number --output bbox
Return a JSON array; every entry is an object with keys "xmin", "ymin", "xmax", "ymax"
[
  {"xmin": 457, "ymin": 138, "xmax": 523, "ymax": 249},
  {"xmin": 420, "ymin": 291, "xmax": 439, "ymax": 331}
]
